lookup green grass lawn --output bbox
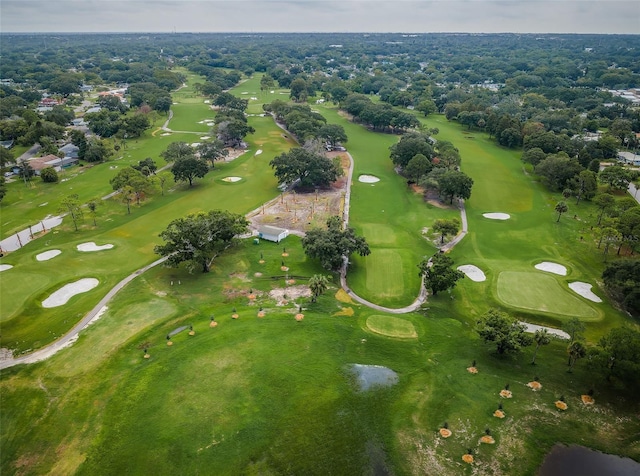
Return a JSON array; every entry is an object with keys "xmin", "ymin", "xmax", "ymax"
[
  {"xmin": 496, "ymin": 271, "xmax": 600, "ymax": 320},
  {"xmin": 418, "ymin": 115, "xmax": 630, "ymax": 336},
  {"xmin": 1, "ymin": 85, "xmax": 639, "ymax": 476},
  {"xmin": 1, "ymin": 239, "xmax": 637, "ymax": 476}
]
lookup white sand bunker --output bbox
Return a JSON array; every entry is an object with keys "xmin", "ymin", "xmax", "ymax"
[
  {"xmin": 255, "ymin": 149, "xmax": 263, "ymax": 155},
  {"xmin": 42, "ymin": 278, "xmax": 99, "ymax": 308},
  {"xmin": 0, "ymin": 264, "xmax": 13, "ymax": 272},
  {"xmin": 457, "ymin": 265, "xmax": 486, "ymax": 282},
  {"xmin": 222, "ymin": 176, "xmax": 242, "ymax": 183},
  {"xmin": 200, "ymin": 136, "xmax": 210, "ymax": 140},
  {"xmin": 521, "ymin": 322, "xmax": 570, "ymax": 340},
  {"xmin": 77, "ymin": 242, "xmax": 114, "ymax": 252},
  {"xmin": 37, "ymin": 250, "xmax": 62, "ymax": 261},
  {"xmin": 535, "ymin": 262, "xmax": 567, "ymax": 276},
  {"xmin": 483, "ymin": 213, "xmax": 511, "ymax": 220},
  {"xmin": 569, "ymin": 282, "xmax": 602, "ymax": 303},
  {"xmin": 359, "ymin": 175, "xmax": 380, "ymax": 183},
  {"xmin": 191, "ymin": 142, "xmax": 201, "ymax": 147}
]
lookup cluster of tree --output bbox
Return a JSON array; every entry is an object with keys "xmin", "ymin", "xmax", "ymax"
[
  {"xmin": 418, "ymin": 252, "xmax": 465, "ymax": 296},
  {"xmin": 263, "ymin": 100, "xmax": 347, "ymax": 147},
  {"xmin": 84, "ymin": 108, "xmax": 151, "ymax": 139},
  {"xmin": 109, "ymin": 166, "xmax": 155, "ymax": 213},
  {"xmin": 523, "ymin": 147, "xmax": 638, "ymax": 209},
  {"xmin": 476, "ymin": 309, "xmax": 639, "ymax": 390},
  {"xmin": 341, "ymin": 94, "xmax": 420, "ymax": 133},
  {"xmin": 155, "ymin": 210, "xmax": 248, "ymax": 273},
  {"xmin": 209, "ymin": 92, "xmax": 254, "ymax": 148},
  {"xmin": 190, "ymin": 68, "xmax": 242, "ymax": 94},
  {"xmin": 270, "ymin": 147, "xmax": 342, "ymax": 190},
  {"xmin": 589, "ymin": 192, "xmax": 640, "ymax": 258},
  {"xmin": 0, "ymin": 114, "xmax": 66, "ymax": 147},
  {"xmin": 301, "ymin": 216, "xmax": 370, "ymax": 272},
  {"xmin": 390, "ymin": 132, "xmax": 473, "ymax": 203},
  {"xmin": 70, "ymin": 130, "xmax": 113, "ymax": 163},
  {"xmin": 160, "ymin": 141, "xmax": 227, "ymax": 187},
  {"xmin": 602, "ymin": 261, "xmax": 640, "ymax": 316}
]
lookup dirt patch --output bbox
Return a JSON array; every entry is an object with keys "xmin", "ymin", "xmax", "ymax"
[
  {"xmin": 268, "ymin": 285, "xmax": 311, "ymax": 305},
  {"xmin": 335, "ymin": 289, "xmax": 353, "ymax": 304},
  {"xmin": 581, "ymin": 395, "xmax": 595, "ymax": 405},
  {"xmin": 527, "ymin": 381, "xmax": 542, "ymax": 391},
  {"xmin": 247, "ymin": 152, "xmax": 349, "ymax": 235},
  {"xmin": 333, "ymin": 306, "xmax": 354, "ymax": 317}
]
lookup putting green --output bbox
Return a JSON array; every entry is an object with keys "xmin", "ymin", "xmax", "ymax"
[
  {"xmin": 365, "ymin": 249, "xmax": 404, "ymax": 297},
  {"xmin": 366, "ymin": 315, "xmax": 417, "ymax": 338},
  {"xmin": 361, "ymin": 223, "xmax": 397, "ymax": 246},
  {"xmin": 497, "ymin": 271, "xmax": 599, "ymax": 320}
]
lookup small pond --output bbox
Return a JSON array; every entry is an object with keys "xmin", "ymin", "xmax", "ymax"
[
  {"xmin": 538, "ymin": 444, "xmax": 640, "ymax": 476},
  {"xmin": 349, "ymin": 364, "xmax": 398, "ymax": 391}
]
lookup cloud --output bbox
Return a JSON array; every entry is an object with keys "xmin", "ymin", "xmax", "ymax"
[{"xmin": 1, "ymin": 1, "xmax": 638, "ymax": 33}]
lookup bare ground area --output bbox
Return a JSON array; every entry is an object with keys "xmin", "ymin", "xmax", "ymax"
[{"xmin": 247, "ymin": 153, "xmax": 350, "ymax": 234}]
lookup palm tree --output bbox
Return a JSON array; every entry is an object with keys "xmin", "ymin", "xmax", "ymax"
[
  {"xmin": 567, "ymin": 341, "xmax": 587, "ymax": 372},
  {"xmin": 308, "ymin": 274, "xmax": 330, "ymax": 302},
  {"xmin": 531, "ymin": 329, "xmax": 551, "ymax": 365},
  {"xmin": 555, "ymin": 201, "xmax": 568, "ymax": 222}
]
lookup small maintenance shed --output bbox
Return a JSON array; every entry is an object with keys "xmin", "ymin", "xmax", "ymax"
[{"xmin": 257, "ymin": 225, "xmax": 289, "ymax": 243}]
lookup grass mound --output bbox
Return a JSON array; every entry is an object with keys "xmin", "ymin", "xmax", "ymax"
[
  {"xmin": 497, "ymin": 271, "xmax": 599, "ymax": 320},
  {"xmin": 365, "ymin": 315, "xmax": 417, "ymax": 338}
]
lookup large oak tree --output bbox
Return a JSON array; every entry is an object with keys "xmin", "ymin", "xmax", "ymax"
[
  {"xmin": 155, "ymin": 210, "xmax": 248, "ymax": 273},
  {"xmin": 302, "ymin": 216, "xmax": 370, "ymax": 271},
  {"xmin": 270, "ymin": 147, "xmax": 341, "ymax": 189}
]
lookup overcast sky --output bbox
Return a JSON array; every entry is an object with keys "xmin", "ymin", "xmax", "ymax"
[{"xmin": 1, "ymin": 0, "xmax": 638, "ymax": 34}]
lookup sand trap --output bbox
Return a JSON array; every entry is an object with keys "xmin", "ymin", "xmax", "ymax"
[
  {"xmin": 39, "ymin": 202, "xmax": 48, "ymax": 207},
  {"xmin": 349, "ymin": 364, "xmax": 398, "ymax": 391},
  {"xmin": 200, "ymin": 136, "xmax": 210, "ymax": 140},
  {"xmin": 358, "ymin": 175, "xmax": 380, "ymax": 183},
  {"xmin": 569, "ymin": 282, "xmax": 602, "ymax": 303},
  {"xmin": 535, "ymin": 262, "xmax": 567, "ymax": 276},
  {"xmin": 457, "ymin": 264, "xmax": 486, "ymax": 282},
  {"xmin": 521, "ymin": 322, "xmax": 570, "ymax": 340},
  {"xmin": 222, "ymin": 176, "xmax": 242, "ymax": 183},
  {"xmin": 77, "ymin": 242, "xmax": 114, "ymax": 252},
  {"xmin": 36, "ymin": 250, "xmax": 62, "ymax": 261},
  {"xmin": 42, "ymin": 278, "xmax": 99, "ymax": 308},
  {"xmin": 250, "ymin": 97, "xmax": 258, "ymax": 100},
  {"xmin": 0, "ymin": 264, "xmax": 13, "ymax": 272},
  {"xmin": 84, "ymin": 305, "xmax": 108, "ymax": 328},
  {"xmin": 255, "ymin": 149, "xmax": 263, "ymax": 155},
  {"xmin": 191, "ymin": 142, "xmax": 201, "ymax": 147},
  {"xmin": 483, "ymin": 212, "xmax": 510, "ymax": 220},
  {"xmin": 161, "ymin": 133, "xmax": 171, "ymax": 136}
]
